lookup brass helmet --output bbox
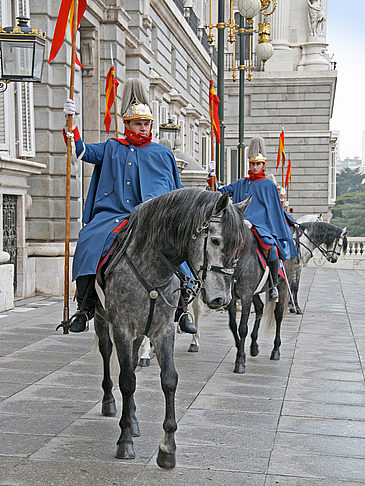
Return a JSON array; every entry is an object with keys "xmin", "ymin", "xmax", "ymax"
[
  {"xmin": 248, "ymin": 136, "xmax": 267, "ymax": 163},
  {"xmin": 121, "ymin": 78, "xmax": 153, "ymax": 123}
]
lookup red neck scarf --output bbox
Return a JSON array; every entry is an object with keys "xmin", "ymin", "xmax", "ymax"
[
  {"xmin": 124, "ymin": 127, "xmax": 152, "ymax": 147},
  {"xmin": 247, "ymin": 170, "xmax": 266, "ymax": 181}
]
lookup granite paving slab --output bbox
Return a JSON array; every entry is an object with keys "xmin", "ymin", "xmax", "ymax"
[{"xmin": 0, "ymin": 267, "xmax": 365, "ymax": 484}]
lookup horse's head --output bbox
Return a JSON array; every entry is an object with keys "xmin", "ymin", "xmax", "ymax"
[
  {"xmin": 192, "ymin": 192, "xmax": 249, "ymax": 309},
  {"xmin": 297, "ymin": 222, "xmax": 348, "ymax": 264},
  {"xmin": 326, "ymin": 226, "xmax": 348, "ymax": 263}
]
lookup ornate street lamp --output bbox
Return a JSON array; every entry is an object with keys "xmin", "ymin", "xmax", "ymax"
[
  {"xmin": 159, "ymin": 118, "xmax": 181, "ymax": 150},
  {"xmin": 0, "ymin": 16, "xmax": 46, "ymax": 92},
  {"xmin": 205, "ymin": 0, "xmax": 277, "ymax": 182}
]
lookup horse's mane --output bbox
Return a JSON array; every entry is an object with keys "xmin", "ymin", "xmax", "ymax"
[
  {"xmin": 115, "ymin": 188, "xmax": 246, "ymax": 260},
  {"xmin": 299, "ymin": 221, "xmax": 348, "ymax": 253}
]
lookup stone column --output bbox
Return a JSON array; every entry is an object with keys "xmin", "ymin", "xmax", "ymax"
[{"xmin": 265, "ymin": 0, "xmax": 293, "ymax": 72}]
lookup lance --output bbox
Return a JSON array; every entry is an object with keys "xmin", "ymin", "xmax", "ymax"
[
  {"xmin": 209, "ymin": 89, "xmax": 215, "ymax": 191},
  {"xmin": 110, "ymin": 44, "xmax": 119, "ymax": 138},
  {"xmin": 63, "ymin": 0, "xmax": 79, "ymax": 331}
]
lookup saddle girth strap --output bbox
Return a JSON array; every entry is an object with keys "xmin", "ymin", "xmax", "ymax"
[{"xmin": 123, "ymin": 253, "xmax": 169, "ymax": 336}]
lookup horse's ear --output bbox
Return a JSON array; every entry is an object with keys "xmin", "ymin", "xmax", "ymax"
[
  {"xmin": 214, "ymin": 192, "xmax": 230, "ymax": 216},
  {"xmin": 341, "ymin": 226, "xmax": 348, "ymax": 236},
  {"xmin": 234, "ymin": 195, "xmax": 252, "ymax": 215}
]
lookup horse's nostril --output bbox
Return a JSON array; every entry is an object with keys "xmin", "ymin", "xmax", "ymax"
[{"xmin": 210, "ymin": 297, "xmax": 224, "ymax": 308}]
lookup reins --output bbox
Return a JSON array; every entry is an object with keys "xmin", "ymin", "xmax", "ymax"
[{"xmin": 297, "ymin": 226, "xmax": 342, "ymax": 262}]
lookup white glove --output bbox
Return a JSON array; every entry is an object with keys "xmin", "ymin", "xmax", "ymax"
[{"xmin": 63, "ymin": 98, "xmax": 76, "ymax": 117}]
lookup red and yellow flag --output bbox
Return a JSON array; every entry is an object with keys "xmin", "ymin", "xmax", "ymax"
[
  {"xmin": 285, "ymin": 158, "xmax": 292, "ymax": 187},
  {"xmin": 276, "ymin": 129, "xmax": 285, "ymax": 170},
  {"xmin": 104, "ymin": 66, "xmax": 119, "ymax": 133},
  {"xmin": 209, "ymin": 80, "xmax": 221, "ymax": 145},
  {"xmin": 48, "ymin": 0, "xmax": 87, "ymax": 67}
]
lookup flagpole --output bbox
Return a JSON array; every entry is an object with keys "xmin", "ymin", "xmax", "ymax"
[
  {"xmin": 63, "ymin": 0, "xmax": 79, "ymax": 332},
  {"xmin": 110, "ymin": 45, "xmax": 118, "ymax": 138},
  {"xmin": 210, "ymin": 92, "xmax": 215, "ymax": 191},
  {"xmin": 112, "ymin": 70, "xmax": 118, "ymax": 138}
]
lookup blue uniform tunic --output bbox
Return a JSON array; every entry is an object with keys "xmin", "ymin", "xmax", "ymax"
[
  {"xmin": 72, "ymin": 137, "xmax": 183, "ymax": 280},
  {"xmin": 219, "ymin": 177, "xmax": 298, "ymax": 260}
]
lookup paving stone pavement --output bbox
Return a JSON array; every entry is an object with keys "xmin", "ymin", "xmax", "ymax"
[{"xmin": 0, "ymin": 267, "xmax": 365, "ymax": 486}]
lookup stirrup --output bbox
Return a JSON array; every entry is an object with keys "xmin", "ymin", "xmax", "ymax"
[{"xmin": 268, "ymin": 286, "xmax": 279, "ymax": 301}]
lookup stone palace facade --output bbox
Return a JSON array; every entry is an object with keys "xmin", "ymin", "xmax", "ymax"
[{"xmin": 0, "ymin": 0, "xmax": 337, "ymax": 310}]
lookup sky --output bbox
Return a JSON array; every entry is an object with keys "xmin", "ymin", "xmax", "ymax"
[{"xmin": 326, "ymin": 0, "xmax": 365, "ymax": 160}]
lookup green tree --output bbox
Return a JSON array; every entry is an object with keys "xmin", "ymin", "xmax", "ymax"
[
  {"xmin": 336, "ymin": 167, "xmax": 365, "ymax": 196},
  {"xmin": 331, "ymin": 192, "xmax": 365, "ymax": 236}
]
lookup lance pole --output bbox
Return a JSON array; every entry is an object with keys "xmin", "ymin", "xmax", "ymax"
[
  {"xmin": 110, "ymin": 45, "xmax": 118, "ymax": 138},
  {"xmin": 63, "ymin": 0, "xmax": 79, "ymax": 331},
  {"xmin": 210, "ymin": 91, "xmax": 215, "ymax": 191}
]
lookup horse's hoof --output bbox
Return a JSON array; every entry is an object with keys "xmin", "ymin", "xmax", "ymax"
[
  {"xmin": 188, "ymin": 343, "xmax": 199, "ymax": 353},
  {"xmin": 250, "ymin": 344, "xmax": 259, "ymax": 357},
  {"xmin": 270, "ymin": 350, "xmax": 280, "ymax": 360},
  {"xmin": 102, "ymin": 398, "xmax": 117, "ymax": 417},
  {"xmin": 157, "ymin": 448, "xmax": 176, "ymax": 469},
  {"xmin": 115, "ymin": 441, "xmax": 135, "ymax": 460},
  {"xmin": 234, "ymin": 363, "xmax": 246, "ymax": 374},
  {"xmin": 130, "ymin": 421, "xmax": 140, "ymax": 437},
  {"xmin": 296, "ymin": 308, "xmax": 303, "ymax": 315},
  {"xmin": 139, "ymin": 357, "xmax": 150, "ymax": 367},
  {"xmin": 289, "ymin": 307, "xmax": 296, "ymax": 313}
]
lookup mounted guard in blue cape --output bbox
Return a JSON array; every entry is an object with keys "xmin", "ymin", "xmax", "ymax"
[
  {"xmin": 61, "ymin": 78, "xmax": 196, "ymax": 334},
  {"xmin": 214, "ymin": 135, "xmax": 298, "ymax": 300}
]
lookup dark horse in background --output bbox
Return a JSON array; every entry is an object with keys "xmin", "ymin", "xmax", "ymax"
[
  {"xmin": 93, "ymin": 188, "xmax": 248, "ymax": 468},
  {"xmin": 225, "ymin": 222, "xmax": 289, "ymax": 374},
  {"xmin": 188, "ymin": 220, "xmax": 348, "ymax": 374},
  {"xmin": 287, "ymin": 221, "xmax": 348, "ymax": 314}
]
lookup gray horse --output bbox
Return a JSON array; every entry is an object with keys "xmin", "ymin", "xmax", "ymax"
[
  {"xmin": 93, "ymin": 188, "xmax": 248, "ymax": 468},
  {"xmin": 287, "ymin": 221, "xmax": 348, "ymax": 314}
]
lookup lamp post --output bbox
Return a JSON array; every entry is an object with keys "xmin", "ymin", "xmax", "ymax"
[
  {"xmin": 0, "ymin": 16, "xmax": 46, "ymax": 92},
  {"xmin": 205, "ymin": 0, "xmax": 277, "ymax": 182},
  {"xmin": 159, "ymin": 118, "xmax": 181, "ymax": 150}
]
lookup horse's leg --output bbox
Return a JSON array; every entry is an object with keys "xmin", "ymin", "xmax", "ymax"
[
  {"xmin": 270, "ymin": 285, "xmax": 286, "ymax": 360},
  {"xmin": 153, "ymin": 329, "xmax": 178, "ymax": 469},
  {"xmin": 289, "ymin": 260, "xmax": 303, "ymax": 314},
  {"xmin": 250, "ymin": 294, "xmax": 264, "ymax": 357},
  {"xmin": 113, "ymin": 330, "xmax": 137, "ymax": 460},
  {"xmin": 138, "ymin": 336, "xmax": 151, "ymax": 367},
  {"xmin": 188, "ymin": 298, "xmax": 200, "ymax": 353},
  {"xmin": 228, "ymin": 297, "xmax": 250, "ymax": 374},
  {"xmin": 94, "ymin": 312, "xmax": 117, "ymax": 417}
]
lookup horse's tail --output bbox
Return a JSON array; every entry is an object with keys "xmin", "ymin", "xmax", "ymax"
[
  {"xmin": 260, "ymin": 289, "xmax": 289, "ymax": 331},
  {"xmin": 260, "ymin": 294, "xmax": 277, "ymax": 330}
]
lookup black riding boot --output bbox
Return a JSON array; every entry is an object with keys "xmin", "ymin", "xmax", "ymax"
[
  {"xmin": 175, "ymin": 291, "xmax": 197, "ymax": 334},
  {"xmin": 70, "ymin": 274, "xmax": 96, "ymax": 333},
  {"xmin": 268, "ymin": 259, "xmax": 279, "ymax": 301}
]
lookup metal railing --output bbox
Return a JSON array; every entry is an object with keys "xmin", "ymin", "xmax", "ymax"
[
  {"xmin": 224, "ymin": 52, "xmax": 264, "ymax": 73},
  {"xmin": 173, "ymin": 0, "xmax": 185, "ymax": 15}
]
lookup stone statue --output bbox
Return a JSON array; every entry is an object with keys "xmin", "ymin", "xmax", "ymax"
[{"xmin": 307, "ymin": 0, "xmax": 325, "ymax": 38}]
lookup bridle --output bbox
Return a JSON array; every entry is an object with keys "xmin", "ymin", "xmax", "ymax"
[
  {"xmin": 297, "ymin": 226, "xmax": 345, "ymax": 263},
  {"xmin": 188, "ymin": 215, "xmax": 237, "ymax": 283}
]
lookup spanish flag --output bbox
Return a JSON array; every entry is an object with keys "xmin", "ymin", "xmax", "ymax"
[
  {"xmin": 209, "ymin": 80, "xmax": 221, "ymax": 145},
  {"xmin": 48, "ymin": 0, "xmax": 87, "ymax": 67},
  {"xmin": 276, "ymin": 129, "xmax": 285, "ymax": 170},
  {"xmin": 104, "ymin": 66, "xmax": 119, "ymax": 133},
  {"xmin": 285, "ymin": 158, "xmax": 292, "ymax": 187}
]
